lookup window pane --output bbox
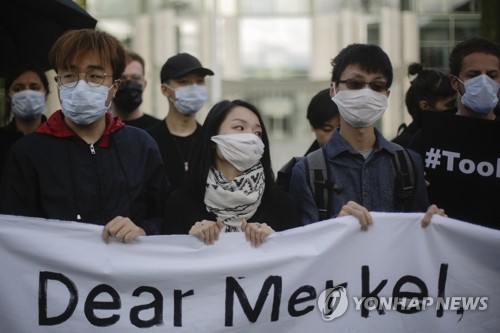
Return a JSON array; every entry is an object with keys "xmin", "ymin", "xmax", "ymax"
[
  {"xmin": 420, "ymin": 46, "xmax": 450, "ymax": 71},
  {"xmin": 240, "ymin": 18, "xmax": 310, "ymax": 79},
  {"xmin": 240, "ymin": 0, "xmax": 308, "ymax": 15},
  {"xmin": 454, "ymin": 19, "xmax": 480, "ymax": 41},
  {"xmin": 420, "ymin": 18, "xmax": 450, "ymax": 41}
]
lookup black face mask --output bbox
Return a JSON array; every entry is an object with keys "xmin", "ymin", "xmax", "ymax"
[{"xmin": 113, "ymin": 80, "xmax": 143, "ymax": 113}]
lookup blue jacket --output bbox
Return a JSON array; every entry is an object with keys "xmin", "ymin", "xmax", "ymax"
[
  {"xmin": 289, "ymin": 128, "xmax": 430, "ymax": 225},
  {"xmin": 0, "ymin": 111, "xmax": 168, "ymax": 235}
]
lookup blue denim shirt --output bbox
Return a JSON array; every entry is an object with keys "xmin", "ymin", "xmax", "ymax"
[{"xmin": 289, "ymin": 128, "xmax": 430, "ymax": 225}]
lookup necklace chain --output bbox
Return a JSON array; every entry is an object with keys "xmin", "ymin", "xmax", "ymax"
[{"xmin": 172, "ymin": 136, "xmax": 195, "ymax": 173}]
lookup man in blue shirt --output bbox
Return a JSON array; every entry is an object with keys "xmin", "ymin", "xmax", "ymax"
[{"xmin": 289, "ymin": 43, "xmax": 444, "ymax": 228}]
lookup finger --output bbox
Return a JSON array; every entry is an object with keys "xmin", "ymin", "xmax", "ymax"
[
  {"xmin": 195, "ymin": 229, "xmax": 205, "ymax": 243},
  {"xmin": 123, "ymin": 227, "xmax": 145, "ymax": 243},
  {"xmin": 102, "ymin": 226, "xmax": 110, "ymax": 243},
  {"xmin": 189, "ymin": 221, "xmax": 203, "ymax": 235},
  {"xmin": 255, "ymin": 225, "xmax": 273, "ymax": 247},
  {"xmin": 202, "ymin": 227, "xmax": 211, "ymax": 245},
  {"xmin": 422, "ymin": 204, "xmax": 440, "ymax": 228},
  {"xmin": 215, "ymin": 218, "xmax": 224, "ymax": 240},
  {"xmin": 347, "ymin": 202, "xmax": 373, "ymax": 227},
  {"xmin": 249, "ymin": 228, "xmax": 256, "ymax": 247},
  {"xmin": 250, "ymin": 224, "xmax": 260, "ymax": 247},
  {"xmin": 208, "ymin": 225, "xmax": 217, "ymax": 245},
  {"xmin": 257, "ymin": 228, "xmax": 271, "ymax": 247},
  {"xmin": 241, "ymin": 219, "xmax": 247, "ymax": 231},
  {"xmin": 114, "ymin": 225, "xmax": 130, "ymax": 242},
  {"xmin": 105, "ymin": 216, "xmax": 121, "ymax": 229},
  {"xmin": 114, "ymin": 218, "xmax": 138, "ymax": 241},
  {"xmin": 216, "ymin": 218, "xmax": 224, "ymax": 228},
  {"xmin": 243, "ymin": 222, "xmax": 252, "ymax": 241},
  {"xmin": 102, "ymin": 217, "xmax": 125, "ymax": 243},
  {"xmin": 123, "ymin": 230, "xmax": 136, "ymax": 243},
  {"xmin": 188, "ymin": 225, "xmax": 198, "ymax": 236},
  {"xmin": 343, "ymin": 205, "xmax": 371, "ymax": 230},
  {"xmin": 422, "ymin": 211, "xmax": 432, "ymax": 227},
  {"xmin": 256, "ymin": 227, "xmax": 268, "ymax": 247}
]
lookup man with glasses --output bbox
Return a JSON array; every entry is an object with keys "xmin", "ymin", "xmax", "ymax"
[
  {"xmin": 112, "ymin": 50, "xmax": 161, "ymax": 130},
  {"xmin": 0, "ymin": 29, "xmax": 168, "ymax": 242},
  {"xmin": 288, "ymin": 43, "xmax": 444, "ymax": 228}
]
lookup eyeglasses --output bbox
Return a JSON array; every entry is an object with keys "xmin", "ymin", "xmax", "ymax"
[
  {"xmin": 337, "ymin": 79, "xmax": 388, "ymax": 92},
  {"xmin": 56, "ymin": 69, "xmax": 107, "ymax": 88}
]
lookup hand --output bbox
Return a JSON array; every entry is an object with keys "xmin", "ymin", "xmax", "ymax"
[
  {"xmin": 102, "ymin": 216, "xmax": 145, "ymax": 243},
  {"xmin": 337, "ymin": 201, "xmax": 373, "ymax": 230},
  {"xmin": 189, "ymin": 218, "xmax": 224, "ymax": 245},
  {"xmin": 241, "ymin": 219, "xmax": 275, "ymax": 247},
  {"xmin": 421, "ymin": 204, "xmax": 446, "ymax": 227}
]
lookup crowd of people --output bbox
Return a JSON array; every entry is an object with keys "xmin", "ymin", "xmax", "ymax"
[{"xmin": 1, "ymin": 28, "xmax": 499, "ymax": 246}]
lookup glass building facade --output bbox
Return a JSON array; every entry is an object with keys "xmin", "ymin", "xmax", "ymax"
[{"xmin": 85, "ymin": 0, "xmax": 481, "ymax": 141}]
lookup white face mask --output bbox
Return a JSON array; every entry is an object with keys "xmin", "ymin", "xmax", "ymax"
[
  {"xmin": 59, "ymin": 80, "xmax": 112, "ymax": 125},
  {"xmin": 211, "ymin": 133, "xmax": 265, "ymax": 172},
  {"xmin": 458, "ymin": 74, "xmax": 500, "ymax": 114},
  {"xmin": 11, "ymin": 90, "xmax": 46, "ymax": 121},
  {"xmin": 168, "ymin": 84, "xmax": 208, "ymax": 116},
  {"xmin": 332, "ymin": 88, "xmax": 388, "ymax": 128}
]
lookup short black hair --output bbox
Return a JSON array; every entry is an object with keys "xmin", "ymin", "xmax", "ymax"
[
  {"xmin": 330, "ymin": 43, "xmax": 393, "ymax": 88},
  {"xmin": 405, "ymin": 63, "xmax": 455, "ymax": 119},
  {"xmin": 449, "ymin": 37, "xmax": 500, "ymax": 76},
  {"xmin": 306, "ymin": 88, "xmax": 339, "ymax": 129}
]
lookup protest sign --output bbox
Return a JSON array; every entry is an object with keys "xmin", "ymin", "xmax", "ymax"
[{"xmin": 0, "ymin": 213, "xmax": 499, "ymax": 332}]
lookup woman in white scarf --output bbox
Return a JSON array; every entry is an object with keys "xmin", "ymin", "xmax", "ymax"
[{"xmin": 162, "ymin": 100, "xmax": 298, "ymax": 246}]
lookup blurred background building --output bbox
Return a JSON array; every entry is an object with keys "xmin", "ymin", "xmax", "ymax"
[{"xmin": 30, "ymin": 0, "xmax": 496, "ymax": 167}]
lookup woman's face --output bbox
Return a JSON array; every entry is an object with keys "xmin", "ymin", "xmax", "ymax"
[
  {"xmin": 8, "ymin": 71, "xmax": 46, "ymax": 101},
  {"xmin": 218, "ymin": 106, "xmax": 262, "ymax": 137},
  {"xmin": 215, "ymin": 106, "xmax": 263, "ymax": 163}
]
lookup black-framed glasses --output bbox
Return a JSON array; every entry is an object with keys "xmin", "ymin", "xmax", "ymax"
[
  {"xmin": 337, "ymin": 79, "xmax": 388, "ymax": 92},
  {"xmin": 56, "ymin": 69, "xmax": 107, "ymax": 88}
]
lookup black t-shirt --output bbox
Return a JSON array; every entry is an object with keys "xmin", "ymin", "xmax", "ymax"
[
  {"xmin": 147, "ymin": 121, "xmax": 201, "ymax": 192},
  {"xmin": 123, "ymin": 113, "xmax": 162, "ymax": 130}
]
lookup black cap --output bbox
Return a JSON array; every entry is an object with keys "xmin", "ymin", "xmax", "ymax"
[{"xmin": 160, "ymin": 53, "xmax": 214, "ymax": 83}]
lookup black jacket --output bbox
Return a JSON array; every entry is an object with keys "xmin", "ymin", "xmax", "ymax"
[
  {"xmin": 0, "ymin": 115, "xmax": 47, "ymax": 187},
  {"xmin": 0, "ymin": 111, "xmax": 168, "ymax": 235},
  {"xmin": 162, "ymin": 186, "xmax": 298, "ymax": 235}
]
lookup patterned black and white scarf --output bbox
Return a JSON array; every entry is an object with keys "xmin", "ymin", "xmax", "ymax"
[{"xmin": 204, "ymin": 163, "xmax": 265, "ymax": 232}]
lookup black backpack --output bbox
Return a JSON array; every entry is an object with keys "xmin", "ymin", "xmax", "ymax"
[{"xmin": 276, "ymin": 143, "xmax": 416, "ymax": 220}]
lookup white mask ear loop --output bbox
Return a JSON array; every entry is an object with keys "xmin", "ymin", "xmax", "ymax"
[
  {"xmin": 105, "ymin": 83, "xmax": 116, "ymax": 110},
  {"xmin": 162, "ymin": 84, "xmax": 176, "ymax": 104},
  {"xmin": 455, "ymin": 76, "xmax": 465, "ymax": 98}
]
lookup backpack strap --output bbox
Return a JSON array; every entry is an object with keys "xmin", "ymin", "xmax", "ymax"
[
  {"xmin": 391, "ymin": 143, "xmax": 415, "ymax": 211},
  {"xmin": 276, "ymin": 156, "xmax": 303, "ymax": 192},
  {"xmin": 306, "ymin": 148, "xmax": 329, "ymax": 220}
]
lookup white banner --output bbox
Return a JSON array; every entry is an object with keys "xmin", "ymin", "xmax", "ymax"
[{"xmin": 0, "ymin": 213, "xmax": 499, "ymax": 332}]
